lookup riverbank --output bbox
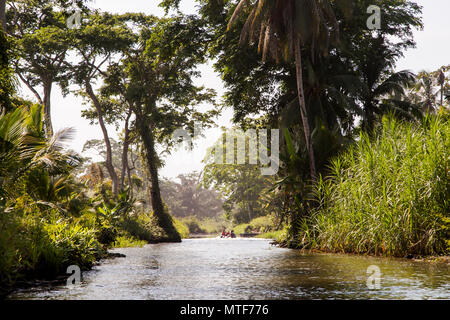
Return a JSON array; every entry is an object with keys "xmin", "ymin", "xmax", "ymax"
[
  {"xmin": 188, "ymin": 233, "xmax": 216, "ymax": 238},
  {"xmin": 0, "ymin": 204, "xmax": 187, "ymax": 300},
  {"xmin": 272, "ymin": 237, "xmax": 450, "ymax": 263}
]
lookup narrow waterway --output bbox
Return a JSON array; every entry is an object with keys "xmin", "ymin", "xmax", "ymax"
[{"xmin": 9, "ymin": 238, "xmax": 450, "ymax": 300}]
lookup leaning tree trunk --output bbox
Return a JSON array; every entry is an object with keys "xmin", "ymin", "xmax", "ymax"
[
  {"xmin": 136, "ymin": 115, "xmax": 181, "ymax": 242},
  {"xmin": 86, "ymin": 81, "xmax": 119, "ymax": 197},
  {"xmin": 43, "ymin": 81, "xmax": 54, "ymax": 137},
  {"xmin": 294, "ymin": 36, "xmax": 317, "ymax": 182}
]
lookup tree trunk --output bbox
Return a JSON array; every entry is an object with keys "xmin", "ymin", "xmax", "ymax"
[
  {"xmin": 43, "ymin": 81, "xmax": 53, "ymax": 137},
  {"xmin": 0, "ymin": 0, "xmax": 6, "ymax": 31},
  {"xmin": 438, "ymin": 70, "xmax": 445, "ymax": 107},
  {"xmin": 127, "ymin": 165, "xmax": 133, "ymax": 198},
  {"xmin": 136, "ymin": 116, "xmax": 181, "ymax": 242},
  {"xmin": 294, "ymin": 36, "xmax": 316, "ymax": 181},
  {"xmin": 85, "ymin": 81, "xmax": 119, "ymax": 197},
  {"xmin": 364, "ymin": 102, "xmax": 375, "ymax": 133},
  {"xmin": 247, "ymin": 202, "xmax": 254, "ymax": 223},
  {"xmin": 119, "ymin": 110, "xmax": 132, "ymax": 192}
]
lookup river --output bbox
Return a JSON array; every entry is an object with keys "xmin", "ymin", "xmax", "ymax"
[{"xmin": 8, "ymin": 238, "xmax": 450, "ymax": 300}]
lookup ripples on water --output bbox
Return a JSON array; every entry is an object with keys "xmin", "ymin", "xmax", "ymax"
[{"xmin": 9, "ymin": 238, "xmax": 450, "ymax": 300}]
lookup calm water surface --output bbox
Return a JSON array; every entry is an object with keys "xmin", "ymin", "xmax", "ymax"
[{"xmin": 9, "ymin": 238, "xmax": 450, "ymax": 299}]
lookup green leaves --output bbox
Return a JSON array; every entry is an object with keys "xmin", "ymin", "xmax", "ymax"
[
  {"xmin": 0, "ymin": 104, "xmax": 80, "ymax": 200},
  {"xmin": 304, "ymin": 114, "xmax": 450, "ymax": 256},
  {"xmin": 202, "ymin": 128, "xmax": 275, "ymax": 223}
]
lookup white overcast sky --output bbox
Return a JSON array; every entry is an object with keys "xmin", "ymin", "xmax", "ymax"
[{"xmin": 15, "ymin": 0, "xmax": 450, "ymax": 179}]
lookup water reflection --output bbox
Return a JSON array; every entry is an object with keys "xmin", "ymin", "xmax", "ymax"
[{"xmin": 9, "ymin": 238, "xmax": 450, "ymax": 300}]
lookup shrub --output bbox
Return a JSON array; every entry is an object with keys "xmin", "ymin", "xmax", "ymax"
[
  {"xmin": 113, "ymin": 235, "xmax": 146, "ymax": 248},
  {"xmin": 172, "ymin": 217, "xmax": 190, "ymax": 239},
  {"xmin": 117, "ymin": 213, "xmax": 156, "ymax": 242},
  {"xmin": 249, "ymin": 216, "xmax": 273, "ymax": 233},
  {"xmin": 181, "ymin": 216, "xmax": 206, "ymax": 234},
  {"xmin": 234, "ymin": 215, "xmax": 275, "ymax": 235},
  {"xmin": 44, "ymin": 219, "xmax": 101, "ymax": 270},
  {"xmin": 0, "ymin": 207, "xmax": 102, "ymax": 287}
]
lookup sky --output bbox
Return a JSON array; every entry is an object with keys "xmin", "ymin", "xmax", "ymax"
[{"xmin": 16, "ymin": 0, "xmax": 450, "ymax": 180}]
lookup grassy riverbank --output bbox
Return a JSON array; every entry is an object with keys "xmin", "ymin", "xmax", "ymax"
[{"xmin": 295, "ymin": 114, "xmax": 449, "ymax": 257}]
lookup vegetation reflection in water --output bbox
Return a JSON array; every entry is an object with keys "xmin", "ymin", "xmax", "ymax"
[{"xmin": 9, "ymin": 239, "xmax": 449, "ymax": 300}]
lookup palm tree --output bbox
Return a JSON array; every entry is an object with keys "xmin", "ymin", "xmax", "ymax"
[
  {"xmin": 353, "ymin": 36, "xmax": 418, "ymax": 130},
  {"xmin": 436, "ymin": 67, "xmax": 449, "ymax": 107},
  {"xmin": 410, "ymin": 71, "xmax": 439, "ymax": 114},
  {"xmin": 227, "ymin": 0, "xmax": 343, "ymax": 181},
  {"xmin": 0, "ymin": 104, "xmax": 79, "ymax": 199}
]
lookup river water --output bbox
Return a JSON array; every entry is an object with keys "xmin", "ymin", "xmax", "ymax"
[{"xmin": 9, "ymin": 238, "xmax": 450, "ymax": 300}]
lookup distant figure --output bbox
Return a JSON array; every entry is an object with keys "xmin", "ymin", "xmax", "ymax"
[
  {"xmin": 221, "ymin": 228, "xmax": 226, "ymax": 238},
  {"xmin": 230, "ymin": 230, "xmax": 236, "ymax": 238},
  {"xmin": 225, "ymin": 231, "xmax": 230, "ymax": 238}
]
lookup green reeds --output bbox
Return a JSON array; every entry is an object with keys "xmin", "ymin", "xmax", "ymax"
[{"xmin": 301, "ymin": 114, "xmax": 449, "ymax": 257}]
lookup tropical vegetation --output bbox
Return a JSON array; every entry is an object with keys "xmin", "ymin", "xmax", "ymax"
[{"xmin": 0, "ymin": 0, "xmax": 449, "ymax": 297}]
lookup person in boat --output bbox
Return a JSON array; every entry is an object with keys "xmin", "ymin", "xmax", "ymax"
[
  {"xmin": 230, "ymin": 230, "xmax": 236, "ymax": 238},
  {"xmin": 221, "ymin": 228, "xmax": 227, "ymax": 238}
]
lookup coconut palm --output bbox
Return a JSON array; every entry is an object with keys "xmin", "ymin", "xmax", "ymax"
[
  {"xmin": 435, "ymin": 66, "xmax": 449, "ymax": 107},
  {"xmin": 352, "ymin": 36, "xmax": 418, "ymax": 130},
  {"xmin": 405, "ymin": 67, "xmax": 449, "ymax": 115},
  {"xmin": 408, "ymin": 71, "xmax": 439, "ymax": 114},
  {"xmin": 227, "ymin": 0, "xmax": 346, "ymax": 181}
]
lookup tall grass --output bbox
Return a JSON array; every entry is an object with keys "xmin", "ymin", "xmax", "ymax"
[{"xmin": 300, "ymin": 114, "xmax": 449, "ymax": 257}]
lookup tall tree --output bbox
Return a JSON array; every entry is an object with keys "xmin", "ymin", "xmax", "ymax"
[
  {"xmin": 100, "ymin": 14, "xmax": 218, "ymax": 241},
  {"xmin": 6, "ymin": 0, "xmax": 82, "ymax": 136},
  {"xmin": 202, "ymin": 129, "xmax": 274, "ymax": 223},
  {"xmin": 68, "ymin": 12, "xmax": 135, "ymax": 197},
  {"xmin": 407, "ymin": 67, "xmax": 449, "ymax": 114},
  {"xmin": 226, "ymin": 0, "xmax": 346, "ymax": 181},
  {"xmin": 160, "ymin": 172, "xmax": 224, "ymax": 219},
  {"xmin": 436, "ymin": 67, "xmax": 449, "ymax": 108},
  {"xmin": 355, "ymin": 36, "xmax": 417, "ymax": 129},
  {"xmin": 0, "ymin": 12, "xmax": 13, "ymax": 113}
]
